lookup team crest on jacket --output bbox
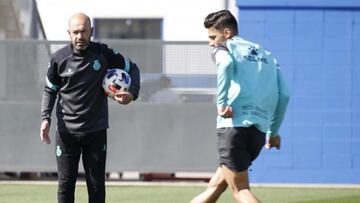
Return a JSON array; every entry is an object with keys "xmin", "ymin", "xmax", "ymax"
[{"xmin": 93, "ymin": 59, "xmax": 101, "ymax": 70}]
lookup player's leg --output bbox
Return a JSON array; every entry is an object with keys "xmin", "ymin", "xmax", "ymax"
[
  {"xmin": 221, "ymin": 165, "xmax": 260, "ymax": 203},
  {"xmin": 189, "ymin": 167, "xmax": 228, "ymax": 203},
  {"xmin": 217, "ymin": 127, "xmax": 264, "ymax": 203},
  {"xmin": 81, "ymin": 130, "xmax": 107, "ymax": 203},
  {"xmin": 55, "ymin": 131, "xmax": 81, "ymax": 203}
]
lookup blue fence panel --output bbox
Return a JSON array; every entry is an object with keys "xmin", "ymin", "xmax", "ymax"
[{"xmin": 237, "ymin": 2, "xmax": 360, "ymax": 183}]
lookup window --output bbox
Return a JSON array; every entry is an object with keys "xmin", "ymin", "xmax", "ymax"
[{"xmin": 93, "ymin": 18, "xmax": 162, "ymax": 39}]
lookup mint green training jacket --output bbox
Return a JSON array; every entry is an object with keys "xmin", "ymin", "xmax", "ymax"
[{"xmin": 213, "ymin": 36, "xmax": 290, "ymax": 136}]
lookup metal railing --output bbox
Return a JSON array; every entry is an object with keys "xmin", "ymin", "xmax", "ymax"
[{"xmin": 0, "ymin": 40, "xmax": 218, "ymax": 172}]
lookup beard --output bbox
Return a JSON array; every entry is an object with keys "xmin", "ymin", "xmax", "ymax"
[
  {"xmin": 72, "ymin": 40, "xmax": 90, "ymax": 54},
  {"xmin": 74, "ymin": 41, "xmax": 89, "ymax": 50}
]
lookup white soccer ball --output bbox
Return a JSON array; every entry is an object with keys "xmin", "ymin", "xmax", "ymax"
[{"xmin": 102, "ymin": 68, "xmax": 131, "ymax": 98}]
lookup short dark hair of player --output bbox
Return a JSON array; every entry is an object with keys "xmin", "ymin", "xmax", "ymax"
[{"xmin": 204, "ymin": 10, "xmax": 238, "ymax": 35}]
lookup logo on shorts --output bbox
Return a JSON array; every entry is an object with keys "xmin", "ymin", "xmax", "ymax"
[
  {"xmin": 93, "ymin": 59, "xmax": 101, "ymax": 70},
  {"xmin": 56, "ymin": 145, "xmax": 62, "ymax": 157}
]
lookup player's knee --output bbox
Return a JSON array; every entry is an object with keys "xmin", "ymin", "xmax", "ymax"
[
  {"xmin": 208, "ymin": 178, "xmax": 227, "ymax": 192},
  {"xmin": 228, "ymin": 182, "xmax": 250, "ymax": 195}
]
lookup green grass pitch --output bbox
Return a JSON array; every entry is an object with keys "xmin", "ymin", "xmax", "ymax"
[{"xmin": 0, "ymin": 183, "xmax": 360, "ymax": 203}]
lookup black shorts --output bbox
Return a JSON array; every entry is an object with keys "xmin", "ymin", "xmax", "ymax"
[{"xmin": 217, "ymin": 126, "xmax": 265, "ymax": 173}]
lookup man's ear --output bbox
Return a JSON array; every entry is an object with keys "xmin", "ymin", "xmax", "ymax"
[
  {"xmin": 223, "ymin": 28, "xmax": 232, "ymax": 39},
  {"xmin": 90, "ymin": 27, "xmax": 94, "ymax": 36}
]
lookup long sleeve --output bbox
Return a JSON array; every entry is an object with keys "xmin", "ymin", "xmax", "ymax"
[
  {"xmin": 128, "ymin": 61, "xmax": 140, "ymax": 100},
  {"xmin": 41, "ymin": 58, "xmax": 60, "ymax": 122},
  {"xmin": 213, "ymin": 46, "xmax": 234, "ymax": 107},
  {"xmin": 102, "ymin": 45, "xmax": 141, "ymax": 100},
  {"xmin": 41, "ymin": 87, "xmax": 57, "ymax": 122},
  {"xmin": 267, "ymin": 68, "xmax": 290, "ymax": 136}
]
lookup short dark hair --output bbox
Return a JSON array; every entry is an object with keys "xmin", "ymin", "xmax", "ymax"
[{"xmin": 204, "ymin": 10, "xmax": 238, "ymax": 35}]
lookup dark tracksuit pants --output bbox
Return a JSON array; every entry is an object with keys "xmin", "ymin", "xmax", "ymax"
[{"xmin": 55, "ymin": 130, "xmax": 107, "ymax": 203}]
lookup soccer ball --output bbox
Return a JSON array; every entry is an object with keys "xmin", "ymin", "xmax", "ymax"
[{"xmin": 102, "ymin": 68, "xmax": 131, "ymax": 98}]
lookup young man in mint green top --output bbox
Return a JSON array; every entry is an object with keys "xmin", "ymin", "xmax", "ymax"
[
  {"xmin": 191, "ymin": 10, "xmax": 290, "ymax": 203},
  {"xmin": 215, "ymin": 36, "xmax": 289, "ymax": 137}
]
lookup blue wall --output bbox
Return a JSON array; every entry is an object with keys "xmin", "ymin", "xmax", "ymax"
[{"xmin": 236, "ymin": 0, "xmax": 360, "ymax": 183}]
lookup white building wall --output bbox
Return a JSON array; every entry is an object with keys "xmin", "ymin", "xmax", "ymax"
[{"xmin": 36, "ymin": 0, "xmax": 227, "ymax": 41}]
